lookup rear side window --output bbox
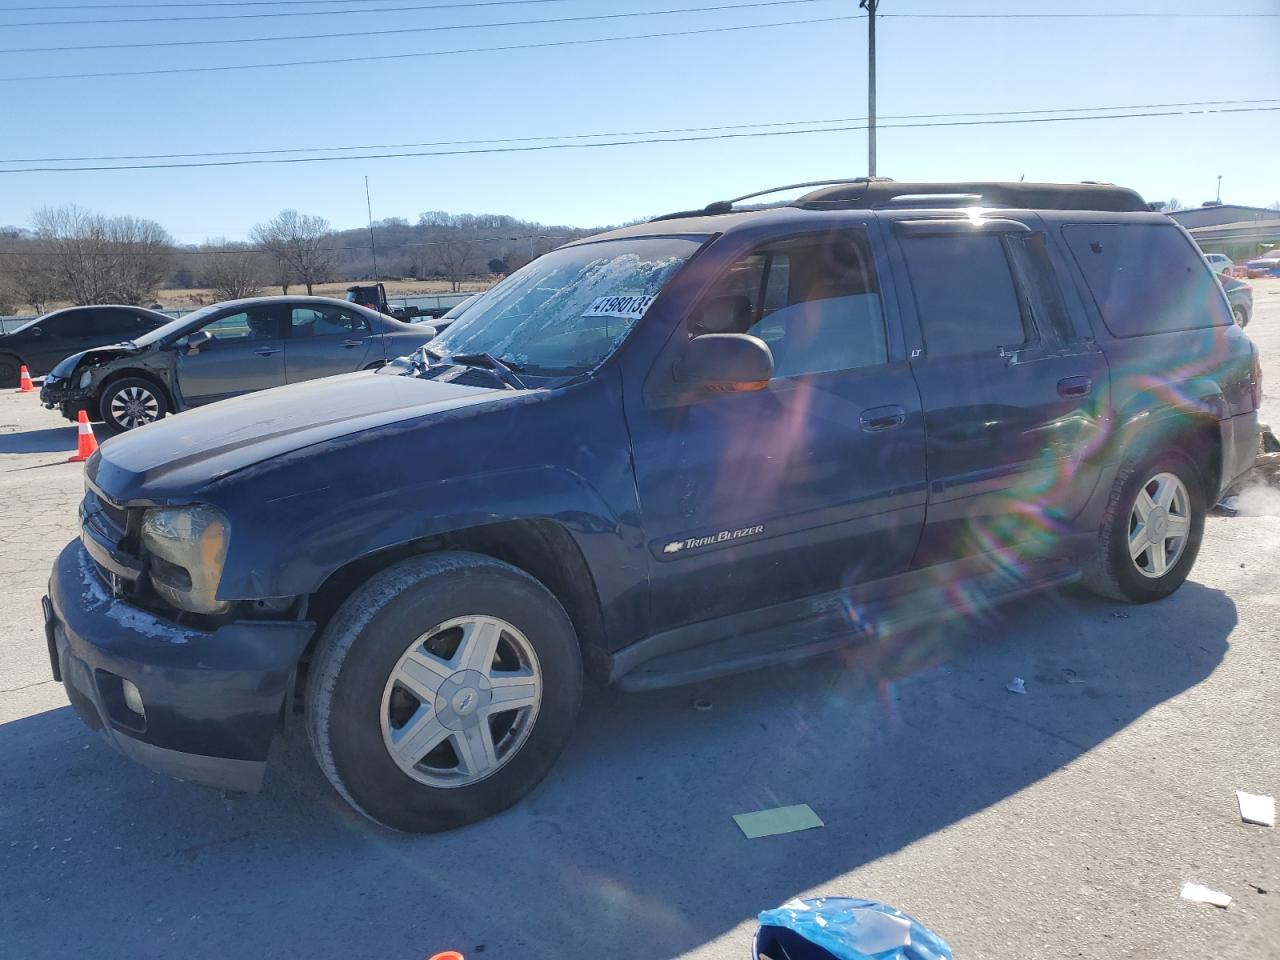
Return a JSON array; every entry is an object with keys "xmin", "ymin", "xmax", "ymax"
[
  {"xmin": 291, "ymin": 307, "xmax": 371, "ymax": 337},
  {"xmin": 901, "ymin": 234, "xmax": 1027, "ymax": 357},
  {"xmin": 1062, "ymin": 223, "xmax": 1231, "ymax": 336}
]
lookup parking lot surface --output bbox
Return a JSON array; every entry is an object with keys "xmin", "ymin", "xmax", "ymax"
[{"xmin": 2, "ymin": 282, "xmax": 1278, "ymax": 959}]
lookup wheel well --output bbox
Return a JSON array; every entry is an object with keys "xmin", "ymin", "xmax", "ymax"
[
  {"xmin": 98, "ymin": 368, "xmax": 172, "ymax": 411},
  {"xmin": 1130, "ymin": 415, "xmax": 1221, "ymax": 498},
  {"xmin": 301, "ymin": 520, "xmax": 609, "ymax": 681}
]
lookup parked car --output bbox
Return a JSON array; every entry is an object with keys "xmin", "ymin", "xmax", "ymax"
[
  {"xmin": 44, "ymin": 180, "xmax": 1260, "ymax": 832},
  {"xmin": 1220, "ymin": 275, "xmax": 1253, "ymax": 326},
  {"xmin": 412, "ymin": 294, "xmax": 478, "ymax": 333},
  {"xmin": 1245, "ymin": 251, "xmax": 1280, "ymax": 278},
  {"xmin": 1203, "ymin": 253, "xmax": 1233, "ymax": 275},
  {"xmin": 39, "ymin": 296, "xmax": 435, "ymax": 431},
  {"xmin": 0, "ymin": 304, "xmax": 170, "ymax": 388}
]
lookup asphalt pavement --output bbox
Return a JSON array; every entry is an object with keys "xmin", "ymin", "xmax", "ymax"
[{"xmin": 1, "ymin": 284, "xmax": 1278, "ymax": 959}]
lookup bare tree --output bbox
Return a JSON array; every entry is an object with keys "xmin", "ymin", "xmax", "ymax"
[
  {"xmin": 250, "ymin": 209, "xmax": 336, "ymax": 295},
  {"xmin": 104, "ymin": 215, "xmax": 173, "ymax": 305},
  {"xmin": 435, "ymin": 235, "xmax": 478, "ymax": 292},
  {"xmin": 201, "ymin": 243, "xmax": 265, "ymax": 301},
  {"xmin": 29, "ymin": 205, "xmax": 172, "ymax": 305},
  {"xmin": 1159, "ymin": 197, "xmax": 1184, "ymax": 213}
]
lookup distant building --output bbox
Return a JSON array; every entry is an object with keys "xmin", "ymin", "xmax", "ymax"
[{"xmin": 1169, "ymin": 203, "xmax": 1280, "ymax": 260}]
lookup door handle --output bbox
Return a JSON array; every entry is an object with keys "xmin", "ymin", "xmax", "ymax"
[
  {"xmin": 1057, "ymin": 376, "xmax": 1092, "ymax": 399},
  {"xmin": 859, "ymin": 405, "xmax": 907, "ymax": 432},
  {"xmin": 342, "ymin": 339, "xmax": 364, "ymax": 348},
  {"xmin": 254, "ymin": 347, "xmax": 281, "ymax": 357}
]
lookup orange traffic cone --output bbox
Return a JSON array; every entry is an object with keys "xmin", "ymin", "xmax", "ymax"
[
  {"xmin": 16, "ymin": 365, "xmax": 34, "ymax": 392},
  {"xmin": 68, "ymin": 410, "xmax": 99, "ymax": 463}
]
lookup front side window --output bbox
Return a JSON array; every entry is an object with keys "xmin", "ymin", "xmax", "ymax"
[
  {"xmin": 48, "ymin": 309, "xmax": 107, "ymax": 338},
  {"xmin": 902, "ymin": 234, "xmax": 1028, "ymax": 358},
  {"xmin": 200, "ymin": 308, "xmax": 280, "ymax": 343},
  {"xmin": 429, "ymin": 236, "xmax": 703, "ymax": 375},
  {"xmin": 688, "ymin": 230, "xmax": 887, "ymax": 379}
]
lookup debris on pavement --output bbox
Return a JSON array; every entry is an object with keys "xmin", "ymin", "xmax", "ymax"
[
  {"xmin": 755, "ymin": 897, "xmax": 953, "ymax": 960},
  {"xmin": 1180, "ymin": 882, "xmax": 1232, "ymax": 908},
  {"xmin": 1005, "ymin": 677, "xmax": 1026, "ymax": 694},
  {"xmin": 692, "ymin": 698, "xmax": 713, "ymax": 712},
  {"xmin": 1236, "ymin": 791, "xmax": 1275, "ymax": 827},
  {"xmin": 733, "ymin": 804, "xmax": 824, "ymax": 839},
  {"xmin": 1062, "ymin": 669, "xmax": 1085, "ymax": 684}
]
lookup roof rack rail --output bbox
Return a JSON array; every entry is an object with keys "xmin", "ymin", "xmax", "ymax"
[
  {"xmin": 648, "ymin": 177, "xmax": 895, "ymax": 222},
  {"xmin": 796, "ymin": 180, "xmax": 1148, "ymax": 212}
]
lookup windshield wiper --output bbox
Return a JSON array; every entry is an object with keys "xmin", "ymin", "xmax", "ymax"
[{"xmin": 447, "ymin": 352, "xmax": 528, "ymax": 389}]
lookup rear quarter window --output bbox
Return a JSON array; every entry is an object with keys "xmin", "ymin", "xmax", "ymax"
[{"xmin": 1062, "ymin": 223, "xmax": 1231, "ymax": 337}]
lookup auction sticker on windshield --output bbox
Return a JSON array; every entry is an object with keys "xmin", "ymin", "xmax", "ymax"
[{"xmin": 583, "ymin": 294, "xmax": 656, "ymax": 320}]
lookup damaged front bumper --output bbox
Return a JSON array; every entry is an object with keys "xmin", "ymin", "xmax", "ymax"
[
  {"xmin": 45, "ymin": 539, "xmax": 314, "ymax": 792},
  {"xmin": 39, "ymin": 377, "xmax": 94, "ymax": 420}
]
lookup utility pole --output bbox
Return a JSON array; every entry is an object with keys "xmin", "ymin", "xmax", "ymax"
[
  {"xmin": 364, "ymin": 175, "xmax": 379, "ymax": 281},
  {"xmin": 1216, "ymin": 175, "xmax": 1222, "ymax": 204},
  {"xmin": 861, "ymin": 0, "xmax": 877, "ymax": 176}
]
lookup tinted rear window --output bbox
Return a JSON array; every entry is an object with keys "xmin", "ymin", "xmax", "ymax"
[
  {"xmin": 901, "ymin": 234, "xmax": 1027, "ymax": 357},
  {"xmin": 1062, "ymin": 223, "xmax": 1231, "ymax": 337}
]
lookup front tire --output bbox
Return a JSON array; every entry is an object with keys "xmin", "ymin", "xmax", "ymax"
[
  {"xmin": 1082, "ymin": 448, "xmax": 1206, "ymax": 603},
  {"xmin": 1232, "ymin": 305, "xmax": 1249, "ymax": 327},
  {"xmin": 100, "ymin": 376, "xmax": 168, "ymax": 431},
  {"xmin": 306, "ymin": 552, "xmax": 583, "ymax": 832},
  {"xmin": 0, "ymin": 354, "xmax": 19, "ymax": 389}
]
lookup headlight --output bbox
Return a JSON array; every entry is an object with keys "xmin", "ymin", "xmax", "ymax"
[
  {"xmin": 78, "ymin": 369, "xmax": 93, "ymax": 389},
  {"xmin": 140, "ymin": 505, "xmax": 231, "ymax": 615}
]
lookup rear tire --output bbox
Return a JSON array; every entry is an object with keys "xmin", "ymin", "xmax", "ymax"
[
  {"xmin": 1082, "ymin": 447, "xmax": 1206, "ymax": 603},
  {"xmin": 306, "ymin": 552, "xmax": 583, "ymax": 832},
  {"xmin": 99, "ymin": 376, "xmax": 168, "ymax": 432},
  {"xmin": 0, "ymin": 354, "xmax": 19, "ymax": 389}
]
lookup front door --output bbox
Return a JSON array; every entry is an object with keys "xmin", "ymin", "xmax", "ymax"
[
  {"xmin": 627, "ymin": 227, "xmax": 928, "ymax": 634},
  {"xmin": 25, "ymin": 308, "xmax": 117, "ymax": 372},
  {"xmin": 176, "ymin": 304, "xmax": 286, "ymax": 405},
  {"xmin": 887, "ymin": 217, "xmax": 1112, "ymax": 565},
  {"xmin": 284, "ymin": 304, "xmax": 375, "ymax": 381}
]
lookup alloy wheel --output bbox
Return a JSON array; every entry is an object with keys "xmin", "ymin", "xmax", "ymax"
[
  {"xmin": 1127, "ymin": 471, "xmax": 1191, "ymax": 579},
  {"xmin": 379, "ymin": 615, "xmax": 542, "ymax": 789},
  {"xmin": 110, "ymin": 385, "xmax": 160, "ymax": 429}
]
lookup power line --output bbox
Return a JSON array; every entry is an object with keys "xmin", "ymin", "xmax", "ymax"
[
  {"xmin": 5, "ymin": 98, "xmax": 1275, "ymax": 165},
  {"xmin": 881, "ymin": 11, "xmax": 1279, "ymax": 18},
  {"xmin": 0, "ymin": 0, "xmax": 576, "ymax": 28},
  {"xmin": 3, "ymin": 104, "xmax": 1275, "ymax": 174},
  {"xmin": 0, "ymin": 0, "xmax": 829, "ymax": 54},
  {"xmin": 0, "ymin": 13, "xmax": 861, "ymax": 80},
  {"xmin": 6, "ymin": 0, "xmax": 500, "ymax": 8},
  {"xmin": 4, "ymin": 3, "xmax": 1275, "ymax": 28}
]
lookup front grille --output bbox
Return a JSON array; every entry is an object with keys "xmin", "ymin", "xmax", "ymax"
[{"xmin": 100, "ymin": 498, "xmax": 130, "ymax": 534}]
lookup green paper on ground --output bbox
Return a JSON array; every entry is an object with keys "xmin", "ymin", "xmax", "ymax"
[{"xmin": 733, "ymin": 803, "xmax": 824, "ymax": 839}]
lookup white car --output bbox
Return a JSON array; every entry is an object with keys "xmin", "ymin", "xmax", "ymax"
[{"xmin": 1203, "ymin": 253, "xmax": 1233, "ymax": 275}]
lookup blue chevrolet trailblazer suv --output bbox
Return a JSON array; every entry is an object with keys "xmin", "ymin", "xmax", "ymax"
[{"xmin": 45, "ymin": 180, "xmax": 1261, "ymax": 832}]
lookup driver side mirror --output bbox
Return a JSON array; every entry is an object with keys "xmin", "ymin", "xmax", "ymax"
[
  {"xmin": 674, "ymin": 333, "xmax": 773, "ymax": 393},
  {"xmin": 185, "ymin": 329, "xmax": 213, "ymax": 354}
]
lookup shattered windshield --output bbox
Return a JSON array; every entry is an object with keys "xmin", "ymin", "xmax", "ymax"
[{"xmin": 427, "ymin": 236, "xmax": 703, "ymax": 375}]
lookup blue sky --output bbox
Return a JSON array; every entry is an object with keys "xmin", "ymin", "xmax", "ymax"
[{"xmin": 2, "ymin": 0, "xmax": 1277, "ymax": 243}]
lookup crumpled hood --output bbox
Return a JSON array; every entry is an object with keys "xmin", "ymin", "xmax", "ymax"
[
  {"xmin": 89, "ymin": 370, "xmax": 508, "ymax": 502},
  {"xmin": 49, "ymin": 343, "xmax": 139, "ymax": 379}
]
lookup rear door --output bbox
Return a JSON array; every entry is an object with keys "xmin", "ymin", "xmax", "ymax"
[
  {"xmin": 888, "ymin": 216, "xmax": 1111, "ymax": 565},
  {"xmin": 284, "ymin": 304, "xmax": 375, "ymax": 381},
  {"xmin": 176, "ymin": 304, "xmax": 287, "ymax": 405}
]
